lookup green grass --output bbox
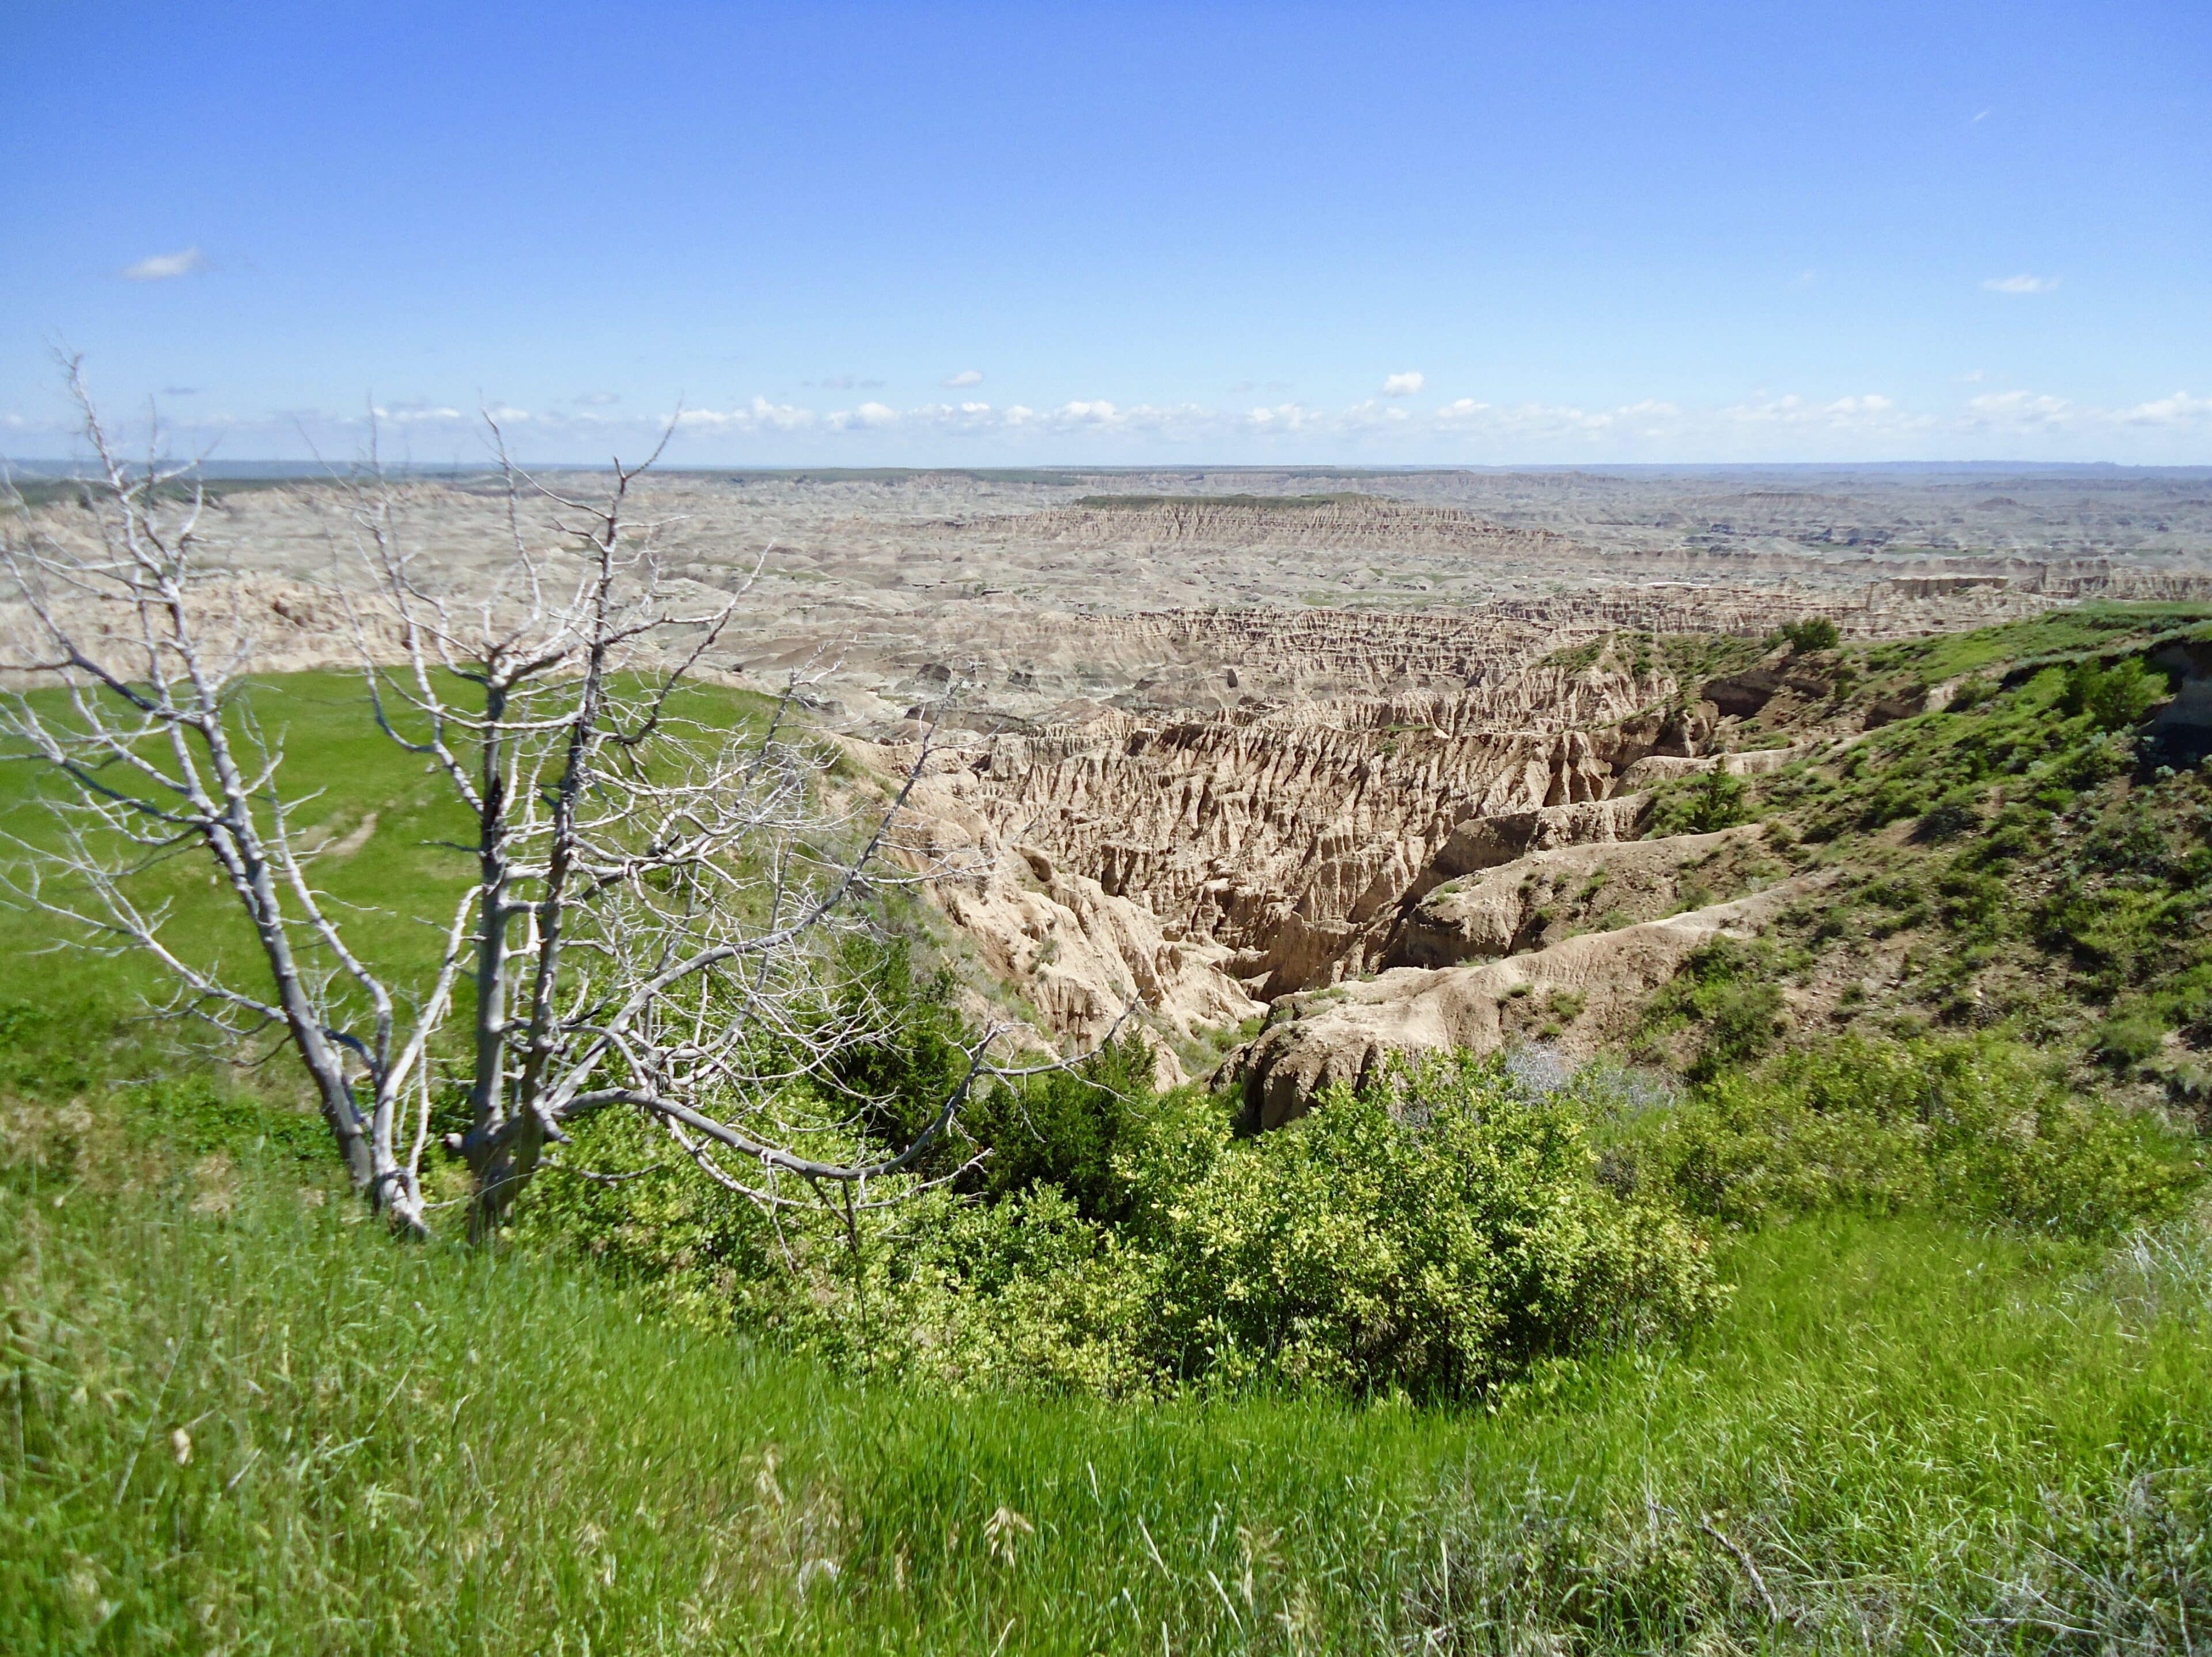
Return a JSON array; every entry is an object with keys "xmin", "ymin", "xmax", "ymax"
[
  {"xmin": 0, "ymin": 669, "xmax": 783, "ymax": 1079},
  {"xmin": 1855, "ymin": 601, "xmax": 2212, "ymax": 688},
  {"xmin": 7, "ymin": 1104, "xmax": 2211, "ymax": 1653}
]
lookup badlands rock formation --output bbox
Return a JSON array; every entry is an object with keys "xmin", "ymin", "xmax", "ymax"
[
  {"xmin": 1384, "ymin": 820, "xmax": 1766, "ymax": 969},
  {"xmin": 16, "ymin": 462, "xmax": 2209, "ymax": 1108},
  {"xmin": 1223, "ymin": 879, "xmax": 1812, "ymax": 1131}
]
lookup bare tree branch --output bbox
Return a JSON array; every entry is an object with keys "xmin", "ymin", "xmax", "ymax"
[{"xmin": 2, "ymin": 363, "xmax": 1068, "ymax": 1243}]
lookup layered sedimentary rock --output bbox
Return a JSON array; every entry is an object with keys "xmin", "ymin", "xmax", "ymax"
[
  {"xmin": 27, "ymin": 465, "xmax": 2202, "ymax": 1106},
  {"xmin": 878, "ymin": 783, "xmax": 1263, "ymax": 1087},
  {"xmin": 1222, "ymin": 878, "xmax": 1811, "ymax": 1131},
  {"xmin": 889, "ymin": 652, "xmax": 1686, "ymax": 1005},
  {"xmin": 1384, "ymin": 822, "xmax": 1768, "ymax": 970}
]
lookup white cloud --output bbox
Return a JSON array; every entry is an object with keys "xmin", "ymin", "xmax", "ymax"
[
  {"xmin": 573, "ymin": 390, "xmax": 621, "ymax": 407},
  {"xmin": 904, "ymin": 401, "xmax": 998, "ymax": 433},
  {"xmin": 1340, "ymin": 399, "xmax": 1411, "ymax": 431},
  {"xmin": 122, "ymin": 248, "xmax": 209, "ymax": 281},
  {"xmin": 1719, "ymin": 393, "xmax": 1925, "ymax": 435},
  {"xmin": 1240, "ymin": 403, "xmax": 1324, "ymax": 432},
  {"xmin": 677, "ymin": 397, "xmax": 816, "ymax": 433},
  {"xmin": 942, "ymin": 369, "xmax": 984, "ymax": 388},
  {"xmin": 1381, "ymin": 371, "xmax": 1425, "ymax": 397},
  {"xmin": 827, "ymin": 401, "xmax": 899, "ymax": 430},
  {"xmin": 1965, "ymin": 389, "xmax": 2074, "ymax": 428},
  {"xmin": 1052, "ymin": 400, "xmax": 1122, "ymax": 426},
  {"xmin": 812, "ymin": 374, "xmax": 886, "ymax": 390},
  {"xmin": 2118, "ymin": 391, "xmax": 2212, "ymax": 427},
  {"xmin": 370, "ymin": 403, "xmax": 466, "ymax": 424},
  {"xmin": 1982, "ymin": 274, "xmax": 2058, "ymax": 295}
]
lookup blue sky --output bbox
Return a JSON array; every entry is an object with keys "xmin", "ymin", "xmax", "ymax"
[{"xmin": 5, "ymin": 1, "xmax": 2209, "ymax": 465}]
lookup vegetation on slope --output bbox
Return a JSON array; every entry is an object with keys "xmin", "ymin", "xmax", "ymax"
[
  {"xmin": 1634, "ymin": 603, "xmax": 2212, "ymax": 1099},
  {"xmin": 7, "ymin": 1080, "xmax": 2212, "ymax": 1652}
]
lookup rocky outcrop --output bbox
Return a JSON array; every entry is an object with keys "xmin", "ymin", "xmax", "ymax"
[
  {"xmin": 1418, "ymin": 794, "xmax": 1654, "ymax": 883},
  {"xmin": 1387, "ymin": 823, "xmax": 1768, "ymax": 970},
  {"xmin": 1618, "ymin": 741, "xmax": 1825, "ymax": 786},
  {"xmin": 881, "ymin": 787, "xmax": 1262, "ymax": 1086},
  {"xmin": 891, "ymin": 659, "xmax": 1673, "ymax": 1002},
  {"xmin": 1009, "ymin": 498, "xmax": 1590, "ymax": 564},
  {"xmin": 1222, "ymin": 877, "xmax": 1809, "ymax": 1129}
]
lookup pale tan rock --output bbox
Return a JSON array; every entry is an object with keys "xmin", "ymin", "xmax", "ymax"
[
  {"xmin": 1221, "ymin": 878, "xmax": 1809, "ymax": 1129},
  {"xmin": 1388, "ymin": 823, "xmax": 1767, "ymax": 969},
  {"xmin": 880, "ymin": 786, "xmax": 1262, "ymax": 1086}
]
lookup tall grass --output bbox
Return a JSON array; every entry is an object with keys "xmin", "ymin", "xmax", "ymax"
[{"xmin": 7, "ymin": 1101, "xmax": 2210, "ymax": 1653}]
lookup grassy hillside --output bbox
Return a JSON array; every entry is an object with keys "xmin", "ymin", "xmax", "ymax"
[
  {"xmin": 1624, "ymin": 603, "xmax": 2212, "ymax": 1097},
  {"xmin": 6, "ymin": 610, "xmax": 2212, "ymax": 1650},
  {"xmin": 7, "ymin": 1090, "xmax": 2211, "ymax": 1653}
]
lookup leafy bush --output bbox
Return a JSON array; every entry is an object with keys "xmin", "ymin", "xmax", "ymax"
[
  {"xmin": 955, "ymin": 1034, "xmax": 1157, "ymax": 1219},
  {"xmin": 1625, "ymin": 1036, "xmax": 2201, "ymax": 1235},
  {"xmin": 1133, "ymin": 1055, "xmax": 1722, "ymax": 1398},
  {"xmin": 2061, "ymin": 657, "xmax": 2167, "ymax": 731},
  {"xmin": 1649, "ymin": 767, "xmax": 1748, "ymax": 836},
  {"xmin": 1637, "ymin": 938, "xmax": 1786, "ymax": 1083},
  {"xmin": 523, "ymin": 1052, "xmax": 1725, "ymax": 1401},
  {"xmin": 1780, "ymin": 616, "xmax": 1840, "ymax": 653},
  {"xmin": 2093, "ymin": 1008, "xmax": 2168, "ymax": 1071},
  {"xmin": 1915, "ymin": 784, "xmax": 1983, "ymax": 840}
]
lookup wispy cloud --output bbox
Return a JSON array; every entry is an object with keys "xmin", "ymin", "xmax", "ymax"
[
  {"xmin": 573, "ymin": 390, "xmax": 621, "ymax": 407},
  {"xmin": 122, "ymin": 248, "xmax": 209, "ymax": 281},
  {"xmin": 1982, "ymin": 274, "xmax": 2058, "ymax": 295},
  {"xmin": 2119, "ymin": 390, "xmax": 2212, "ymax": 426},
  {"xmin": 22, "ymin": 380, "xmax": 2206, "ymax": 462},
  {"xmin": 1381, "ymin": 370, "xmax": 1425, "ymax": 397},
  {"xmin": 1965, "ymin": 390, "xmax": 2073, "ymax": 427},
  {"xmin": 1240, "ymin": 403, "xmax": 1324, "ymax": 433},
  {"xmin": 811, "ymin": 373, "xmax": 885, "ymax": 390},
  {"xmin": 942, "ymin": 369, "xmax": 984, "ymax": 388},
  {"xmin": 676, "ymin": 397, "xmax": 815, "ymax": 433},
  {"xmin": 370, "ymin": 401, "xmax": 467, "ymax": 424}
]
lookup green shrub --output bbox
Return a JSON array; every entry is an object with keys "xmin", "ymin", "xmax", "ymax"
[
  {"xmin": 1781, "ymin": 616, "xmax": 1840, "ymax": 653},
  {"xmin": 1628, "ymin": 1036, "xmax": 2201, "ymax": 1235},
  {"xmin": 1916, "ymin": 784, "xmax": 1983, "ymax": 840},
  {"xmin": 1650, "ymin": 767, "xmax": 1748, "ymax": 836},
  {"xmin": 956, "ymin": 1034, "xmax": 1157, "ymax": 1219},
  {"xmin": 2093, "ymin": 1008, "xmax": 2168, "ymax": 1071},
  {"xmin": 2061, "ymin": 657, "xmax": 2167, "ymax": 731},
  {"xmin": 1135, "ymin": 1055, "xmax": 1722, "ymax": 1398},
  {"xmin": 1637, "ymin": 939, "xmax": 1786, "ymax": 1083}
]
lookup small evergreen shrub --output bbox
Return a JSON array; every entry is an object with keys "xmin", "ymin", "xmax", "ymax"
[
  {"xmin": 1650, "ymin": 768, "xmax": 1749, "ymax": 836},
  {"xmin": 1781, "ymin": 616, "xmax": 1841, "ymax": 653},
  {"xmin": 2061, "ymin": 657, "xmax": 2166, "ymax": 731}
]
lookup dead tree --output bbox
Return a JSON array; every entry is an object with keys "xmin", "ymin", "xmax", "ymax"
[{"xmin": 0, "ymin": 362, "xmax": 1032, "ymax": 1236}]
